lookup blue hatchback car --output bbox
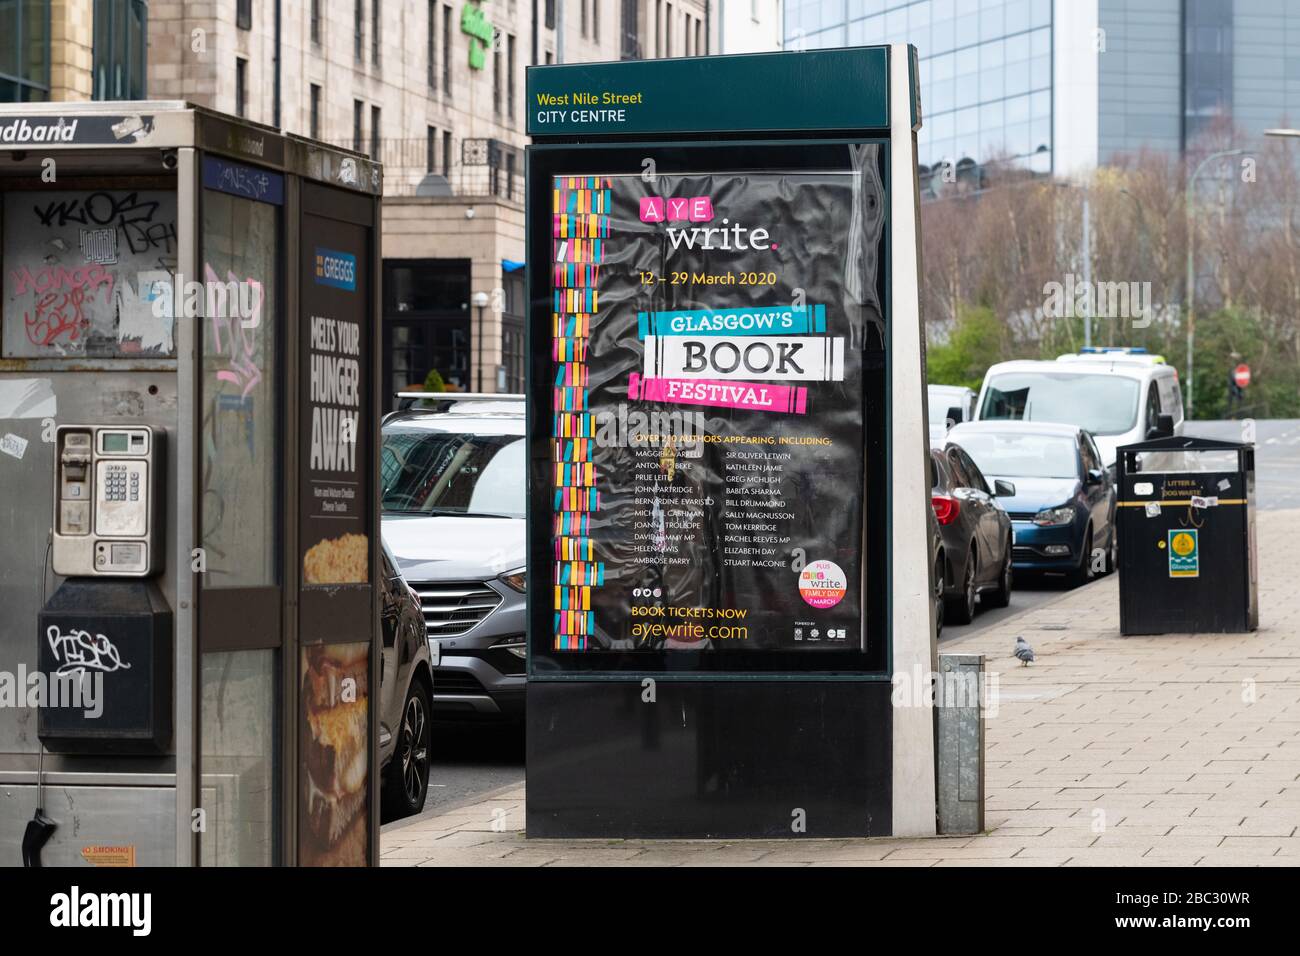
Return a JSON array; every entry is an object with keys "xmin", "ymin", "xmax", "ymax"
[{"xmin": 946, "ymin": 421, "xmax": 1117, "ymax": 586}]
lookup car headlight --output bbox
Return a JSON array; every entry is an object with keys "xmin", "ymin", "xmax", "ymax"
[
  {"xmin": 1033, "ymin": 506, "xmax": 1076, "ymax": 527},
  {"xmin": 499, "ymin": 567, "xmax": 526, "ymax": 592}
]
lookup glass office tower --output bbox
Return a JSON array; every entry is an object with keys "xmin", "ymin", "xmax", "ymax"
[
  {"xmin": 787, "ymin": 0, "xmax": 1300, "ymax": 178},
  {"xmin": 786, "ymin": 0, "xmax": 1056, "ymax": 175}
]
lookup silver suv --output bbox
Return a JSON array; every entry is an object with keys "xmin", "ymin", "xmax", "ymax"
[{"xmin": 380, "ymin": 395, "xmax": 526, "ymax": 719}]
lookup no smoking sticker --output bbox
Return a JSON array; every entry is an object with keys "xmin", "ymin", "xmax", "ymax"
[{"xmin": 799, "ymin": 559, "xmax": 847, "ymax": 609}]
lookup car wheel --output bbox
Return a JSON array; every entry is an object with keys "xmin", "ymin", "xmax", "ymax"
[
  {"xmin": 945, "ymin": 547, "xmax": 977, "ymax": 625},
  {"xmin": 983, "ymin": 536, "xmax": 1013, "ymax": 609},
  {"xmin": 1070, "ymin": 527, "xmax": 1096, "ymax": 588},
  {"xmin": 383, "ymin": 679, "xmax": 431, "ymax": 821},
  {"xmin": 1105, "ymin": 523, "xmax": 1118, "ymax": 575}
]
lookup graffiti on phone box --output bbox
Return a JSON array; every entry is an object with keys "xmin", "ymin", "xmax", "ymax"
[
  {"xmin": 215, "ymin": 163, "xmax": 274, "ymax": 202},
  {"xmin": 205, "ymin": 263, "xmax": 265, "ymax": 398},
  {"xmin": 32, "ymin": 191, "xmax": 176, "ymax": 256},
  {"xmin": 46, "ymin": 625, "xmax": 132, "ymax": 675},
  {"xmin": 11, "ymin": 262, "xmax": 115, "ymax": 347}
]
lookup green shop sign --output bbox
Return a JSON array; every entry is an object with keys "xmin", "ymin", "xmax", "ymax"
[{"xmin": 461, "ymin": 3, "xmax": 494, "ymax": 71}]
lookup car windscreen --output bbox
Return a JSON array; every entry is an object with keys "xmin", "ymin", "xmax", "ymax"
[
  {"xmin": 957, "ymin": 432, "xmax": 1079, "ymax": 480},
  {"xmin": 381, "ymin": 426, "xmax": 525, "ymax": 517},
  {"xmin": 979, "ymin": 371, "xmax": 1140, "ymax": 436}
]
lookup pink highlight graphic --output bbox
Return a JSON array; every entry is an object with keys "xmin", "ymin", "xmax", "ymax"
[
  {"xmin": 628, "ymin": 372, "xmax": 807, "ymax": 415},
  {"xmin": 639, "ymin": 195, "xmax": 714, "ymax": 223}
]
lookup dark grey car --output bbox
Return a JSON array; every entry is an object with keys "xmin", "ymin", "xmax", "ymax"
[
  {"xmin": 930, "ymin": 444, "xmax": 1015, "ymax": 624},
  {"xmin": 378, "ymin": 540, "xmax": 436, "ymax": 821}
]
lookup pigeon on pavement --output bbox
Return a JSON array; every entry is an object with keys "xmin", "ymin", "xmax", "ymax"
[{"xmin": 1014, "ymin": 636, "xmax": 1035, "ymax": 666}]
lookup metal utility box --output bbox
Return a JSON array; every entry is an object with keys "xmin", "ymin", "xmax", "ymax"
[
  {"xmin": 37, "ymin": 580, "xmax": 172, "ymax": 754},
  {"xmin": 0, "ymin": 102, "xmax": 382, "ymax": 867},
  {"xmin": 524, "ymin": 48, "xmax": 940, "ymax": 839},
  {"xmin": 1116, "ymin": 435, "xmax": 1258, "ymax": 635}
]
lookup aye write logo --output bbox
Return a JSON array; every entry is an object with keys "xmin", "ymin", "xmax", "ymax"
[{"xmin": 639, "ymin": 195, "xmax": 775, "ymax": 252}]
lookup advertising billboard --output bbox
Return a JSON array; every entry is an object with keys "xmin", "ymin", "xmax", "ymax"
[
  {"xmin": 544, "ymin": 161, "xmax": 885, "ymax": 661},
  {"xmin": 299, "ymin": 218, "xmax": 370, "ymax": 587}
]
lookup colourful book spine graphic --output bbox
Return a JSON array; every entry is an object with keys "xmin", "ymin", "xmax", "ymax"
[{"xmin": 551, "ymin": 178, "xmax": 611, "ymax": 650}]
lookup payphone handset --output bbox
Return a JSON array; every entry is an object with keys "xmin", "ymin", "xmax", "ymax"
[{"xmin": 52, "ymin": 425, "xmax": 164, "ymax": 577}]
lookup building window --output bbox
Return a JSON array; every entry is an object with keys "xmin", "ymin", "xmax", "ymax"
[
  {"xmin": 507, "ymin": 34, "xmax": 517, "ymax": 120},
  {"xmin": 372, "ymin": 0, "xmax": 381, "ymax": 66},
  {"xmin": 501, "ymin": 316, "xmax": 525, "ymax": 392},
  {"xmin": 353, "ymin": 99, "xmax": 364, "ymax": 152},
  {"xmin": 493, "ymin": 41, "xmax": 502, "ymax": 115},
  {"xmin": 434, "ymin": 0, "xmax": 444, "ymax": 89},
  {"xmin": 655, "ymin": 0, "xmax": 662, "ymax": 57},
  {"xmin": 695, "ymin": 17, "xmax": 702, "ymax": 56},
  {"xmin": 309, "ymin": 83, "xmax": 321, "ymax": 139},
  {"xmin": 92, "ymin": 0, "xmax": 148, "ymax": 101},
  {"xmin": 545, "ymin": 0, "xmax": 555, "ymax": 31},
  {"xmin": 382, "ymin": 259, "xmax": 474, "ymax": 399},
  {"xmin": 442, "ymin": 4, "xmax": 452, "ymax": 91},
  {"xmin": 1184, "ymin": 0, "xmax": 1233, "ymax": 146},
  {"xmin": 0, "ymin": 0, "xmax": 49, "ymax": 101},
  {"xmin": 621, "ymin": 0, "xmax": 639, "ymax": 60},
  {"xmin": 581, "ymin": 0, "xmax": 589, "ymax": 37},
  {"xmin": 237, "ymin": 0, "xmax": 252, "ymax": 31},
  {"xmin": 592, "ymin": 0, "xmax": 599, "ymax": 40},
  {"xmin": 666, "ymin": 3, "xmax": 673, "ymax": 57},
  {"xmin": 311, "ymin": 0, "xmax": 322, "ymax": 45},
  {"xmin": 685, "ymin": 15, "xmax": 692, "ymax": 56},
  {"xmin": 442, "ymin": 130, "xmax": 451, "ymax": 177},
  {"xmin": 426, "ymin": 126, "xmax": 436, "ymax": 173},
  {"xmin": 235, "ymin": 57, "xmax": 248, "ymax": 117},
  {"xmin": 354, "ymin": 0, "xmax": 364, "ymax": 60},
  {"xmin": 370, "ymin": 105, "xmax": 381, "ymax": 160}
]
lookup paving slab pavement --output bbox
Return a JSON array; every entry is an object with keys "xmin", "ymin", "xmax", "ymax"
[{"xmin": 382, "ymin": 509, "xmax": 1300, "ymax": 867}]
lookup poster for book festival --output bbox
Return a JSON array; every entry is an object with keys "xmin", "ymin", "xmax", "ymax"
[{"xmin": 550, "ymin": 163, "xmax": 883, "ymax": 654}]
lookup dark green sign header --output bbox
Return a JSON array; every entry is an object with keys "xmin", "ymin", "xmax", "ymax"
[{"xmin": 526, "ymin": 47, "xmax": 892, "ymax": 137}]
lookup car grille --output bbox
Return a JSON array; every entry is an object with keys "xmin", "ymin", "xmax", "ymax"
[
  {"xmin": 432, "ymin": 670, "xmax": 489, "ymax": 695},
  {"xmin": 1008, "ymin": 512, "xmax": 1039, "ymax": 521},
  {"xmin": 410, "ymin": 581, "xmax": 502, "ymax": 637}
]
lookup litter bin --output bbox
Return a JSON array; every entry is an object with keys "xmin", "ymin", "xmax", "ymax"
[{"xmin": 1116, "ymin": 435, "xmax": 1258, "ymax": 635}]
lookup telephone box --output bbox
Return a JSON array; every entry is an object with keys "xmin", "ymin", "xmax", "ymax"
[
  {"xmin": 524, "ymin": 47, "xmax": 939, "ymax": 838},
  {"xmin": 0, "ymin": 103, "xmax": 382, "ymax": 866}
]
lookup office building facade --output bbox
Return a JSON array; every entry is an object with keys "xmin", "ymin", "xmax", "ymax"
[{"xmin": 785, "ymin": 0, "xmax": 1300, "ymax": 179}]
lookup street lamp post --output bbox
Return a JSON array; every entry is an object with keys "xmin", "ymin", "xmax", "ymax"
[
  {"xmin": 1184, "ymin": 148, "xmax": 1244, "ymax": 420},
  {"xmin": 472, "ymin": 290, "xmax": 490, "ymax": 392}
]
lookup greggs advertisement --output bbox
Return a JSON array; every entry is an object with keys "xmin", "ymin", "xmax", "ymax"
[{"xmin": 550, "ymin": 166, "xmax": 882, "ymax": 652}]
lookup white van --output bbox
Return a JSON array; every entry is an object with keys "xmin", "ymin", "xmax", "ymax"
[
  {"xmin": 927, "ymin": 384, "xmax": 977, "ymax": 447},
  {"xmin": 974, "ymin": 349, "xmax": 1185, "ymax": 469}
]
